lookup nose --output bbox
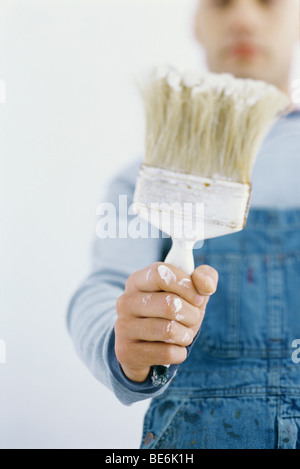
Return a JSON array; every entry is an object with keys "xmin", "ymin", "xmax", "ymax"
[{"xmin": 227, "ymin": 0, "xmax": 262, "ymax": 36}]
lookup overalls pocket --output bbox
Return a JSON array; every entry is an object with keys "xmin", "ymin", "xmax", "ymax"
[
  {"xmin": 141, "ymin": 393, "xmax": 279, "ymax": 449},
  {"xmin": 140, "ymin": 396, "xmax": 186, "ymax": 449}
]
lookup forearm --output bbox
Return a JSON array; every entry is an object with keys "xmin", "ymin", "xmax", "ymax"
[
  {"xmin": 66, "ymin": 159, "xmax": 178, "ymax": 404},
  {"xmin": 66, "ymin": 246, "xmax": 181, "ymax": 405}
]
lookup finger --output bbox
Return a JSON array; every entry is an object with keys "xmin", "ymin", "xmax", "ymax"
[
  {"xmin": 117, "ymin": 340, "xmax": 188, "ymax": 368},
  {"xmin": 192, "ymin": 264, "xmax": 219, "ymax": 296},
  {"xmin": 120, "ymin": 291, "xmax": 204, "ymax": 329},
  {"xmin": 125, "ymin": 262, "xmax": 204, "ymax": 307},
  {"xmin": 118, "ymin": 317, "xmax": 195, "ymax": 347}
]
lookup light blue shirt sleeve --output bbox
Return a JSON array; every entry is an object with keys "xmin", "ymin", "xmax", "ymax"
[{"xmin": 65, "ymin": 157, "xmax": 179, "ymax": 405}]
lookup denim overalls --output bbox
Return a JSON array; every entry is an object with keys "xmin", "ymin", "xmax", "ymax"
[{"xmin": 140, "ymin": 208, "xmax": 300, "ymax": 449}]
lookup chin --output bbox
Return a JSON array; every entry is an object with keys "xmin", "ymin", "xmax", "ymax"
[
  {"xmin": 218, "ymin": 60, "xmax": 270, "ymax": 83},
  {"xmin": 232, "ymin": 69, "xmax": 264, "ymax": 81}
]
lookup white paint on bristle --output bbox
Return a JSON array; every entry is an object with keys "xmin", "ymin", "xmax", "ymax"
[
  {"xmin": 155, "ymin": 64, "xmax": 171, "ymax": 80},
  {"xmin": 167, "ymin": 70, "xmax": 182, "ymax": 92},
  {"xmin": 141, "ymin": 65, "xmax": 288, "ymax": 184},
  {"xmin": 182, "ymin": 69, "xmax": 202, "ymax": 88}
]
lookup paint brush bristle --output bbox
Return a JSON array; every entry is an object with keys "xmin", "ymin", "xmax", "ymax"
[{"xmin": 138, "ymin": 66, "xmax": 289, "ymax": 184}]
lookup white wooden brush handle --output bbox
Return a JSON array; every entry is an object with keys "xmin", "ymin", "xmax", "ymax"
[
  {"xmin": 151, "ymin": 239, "xmax": 196, "ymax": 386},
  {"xmin": 164, "ymin": 239, "xmax": 195, "ymax": 276}
]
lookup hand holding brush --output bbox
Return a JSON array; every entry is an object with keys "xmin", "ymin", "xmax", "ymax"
[{"xmin": 115, "ymin": 262, "xmax": 218, "ymax": 384}]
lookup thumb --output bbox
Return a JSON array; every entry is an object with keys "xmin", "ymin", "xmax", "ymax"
[{"xmin": 191, "ymin": 264, "xmax": 219, "ymax": 297}]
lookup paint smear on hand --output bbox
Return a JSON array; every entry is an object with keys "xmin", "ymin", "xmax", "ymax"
[
  {"xmin": 178, "ymin": 278, "xmax": 191, "ymax": 288},
  {"xmin": 166, "ymin": 295, "xmax": 184, "ymax": 321},
  {"xmin": 166, "ymin": 320, "xmax": 177, "ymax": 344},
  {"xmin": 142, "ymin": 294, "xmax": 152, "ymax": 305},
  {"xmin": 166, "ymin": 294, "xmax": 172, "ymax": 306},
  {"xmin": 182, "ymin": 332, "xmax": 190, "ymax": 343},
  {"xmin": 173, "ymin": 297, "xmax": 182, "ymax": 314},
  {"xmin": 167, "ymin": 320, "xmax": 175, "ymax": 332},
  {"xmin": 158, "ymin": 265, "xmax": 177, "ymax": 285}
]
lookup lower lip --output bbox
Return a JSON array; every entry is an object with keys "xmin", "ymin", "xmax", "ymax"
[{"xmin": 230, "ymin": 47, "xmax": 260, "ymax": 58}]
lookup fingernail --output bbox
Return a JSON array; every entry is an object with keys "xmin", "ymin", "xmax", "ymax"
[
  {"xmin": 195, "ymin": 294, "xmax": 205, "ymax": 306},
  {"xmin": 197, "ymin": 291, "xmax": 214, "ymax": 297}
]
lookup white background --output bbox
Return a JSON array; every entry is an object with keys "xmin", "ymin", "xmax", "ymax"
[
  {"xmin": 0, "ymin": 0, "xmax": 299, "ymax": 450},
  {"xmin": 0, "ymin": 0, "xmax": 203, "ymax": 449}
]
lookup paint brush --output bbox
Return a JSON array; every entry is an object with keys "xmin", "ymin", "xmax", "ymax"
[
  {"xmin": 132, "ymin": 65, "xmax": 289, "ymax": 384},
  {"xmin": 133, "ymin": 66, "xmax": 288, "ymax": 273}
]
